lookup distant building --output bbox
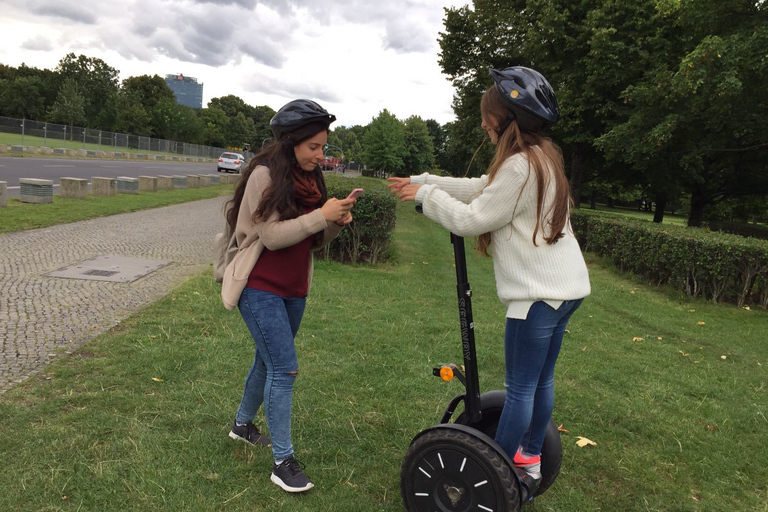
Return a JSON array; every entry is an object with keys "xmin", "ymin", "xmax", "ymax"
[{"xmin": 164, "ymin": 73, "xmax": 203, "ymax": 109}]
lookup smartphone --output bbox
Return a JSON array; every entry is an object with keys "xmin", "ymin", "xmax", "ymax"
[{"xmin": 346, "ymin": 188, "xmax": 364, "ymax": 200}]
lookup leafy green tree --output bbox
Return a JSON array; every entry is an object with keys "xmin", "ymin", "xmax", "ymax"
[
  {"xmin": 112, "ymin": 89, "xmax": 151, "ymax": 136},
  {"xmin": 55, "ymin": 53, "xmax": 119, "ymax": 129},
  {"xmin": 363, "ymin": 110, "xmax": 407, "ymax": 175},
  {"xmin": 425, "ymin": 119, "xmax": 446, "ymax": 166},
  {"xmin": 0, "ymin": 76, "xmax": 47, "ymax": 119},
  {"xmin": 121, "ymin": 75, "xmax": 175, "ymax": 111},
  {"xmin": 227, "ymin": 111, "xmax": 256, "ymax": 149},
  {"xmin": 597, "ymin": 0, "xmax": 768, "ymax": 226},
  {"xmin": 150, "ymin": 98, "xmax": 205, "ymax": 143},
  {"xmin": 402, "ymin": 115, "xmax": 435, "ymax": 174},
  {"xmin": 47, "ymin": 78, "xmax": 86, "ymax": 130},
  {"xmin": 199, "ymin": 107, "xmax": 229, "ymax": 147}
]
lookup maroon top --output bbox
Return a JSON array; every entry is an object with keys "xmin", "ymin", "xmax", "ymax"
[{"xmin": 247, "ymin": 208, "xmax": 316, "ymax": 297}]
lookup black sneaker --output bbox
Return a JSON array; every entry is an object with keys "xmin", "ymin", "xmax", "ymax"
[
  {"xmin": 270, "ymin": 456, "xmax": 314, "ymax": 493},
  {"xmin": 228, "ymin": 420, "xmax": 271, "ymax": 447}
]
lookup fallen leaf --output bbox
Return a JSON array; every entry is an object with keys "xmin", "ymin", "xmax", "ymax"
[
  {"xmin": 632, "ymin": 337, "xmax": 644, "ymax": 342},
  {"xmin": 697, "ymin": 321, "xmax": 706, "ymax": 326},
  {"xmin": 151, "ymin": 377, "xmax": 164, "ymax": 382},
  {"xmin": 691, "ymin": 494, "xmax": 702, "ymax": 502},
  {"xmin": 630, "ymin": 290, "xmax": 635, "ymax": 295},
  {"xmin": 688, "ymin": 309, "xmax": 696, "ymax": 312},
  {"xmin": 707, "ymin": 425, "xmax": 715, "ymax": 431},
  {"xmin": 694, "ymin": 360, "xmax": 700, "ymax": 363},
  {"xmin": 149, "ymin": 335, "xmax": 157, "ymax": 339},
  {"xmin": 576, "ymin": 436, "xmax": 597, "ymax": 448},
  {"xmin": 720, "ymin": 355, "xmax": 727, "ymax": 360},
  {"xmin": 565, "ymin": 329, "xmax": 571, "ymax": 334},
  {"xmin": 743, "ymin": 306, "xmax": 751, "ymax": 311},
  {"xmin": 557, "ymin": 424, "xmax": 570, "ymax": 434},
  {"xmin": 657, "ymin": 336, "xmax": 663, "ymax": 340},
  {"xmin": 679, "ymin": 351, "xmax": 690, "ymax": 357}
]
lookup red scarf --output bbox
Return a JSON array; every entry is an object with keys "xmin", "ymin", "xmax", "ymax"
[{"xmin": 293, "ymin": 167, "xmax": 322, "ymax": 208}]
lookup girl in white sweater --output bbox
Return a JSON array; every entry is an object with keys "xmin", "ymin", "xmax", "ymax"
[{"xmin": 388, "ymin": 67, "xmax": 590, "ymax": 481}]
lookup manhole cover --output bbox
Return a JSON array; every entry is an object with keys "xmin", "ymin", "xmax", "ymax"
[{"xmin": 46, "ymin": 255, "xmax": 171, "ymax": 283}]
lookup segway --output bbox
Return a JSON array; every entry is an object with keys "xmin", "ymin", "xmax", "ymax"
[{"xmin": 400, "ymin": 230, "xmax": 562, "ymax": 512}]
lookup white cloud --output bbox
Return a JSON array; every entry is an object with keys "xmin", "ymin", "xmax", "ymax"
[{"xmin": 0, "ymin": 0, "xmax": 464, "ymax": 126}]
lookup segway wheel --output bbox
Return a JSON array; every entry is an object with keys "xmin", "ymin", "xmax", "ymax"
[
  {"xmin": 401, "ymin": 427, "xmax": 520, "ymax": 512},
  {"xmin": 455, "ymin": 391, "xmax": 562, "ymax": 496}
]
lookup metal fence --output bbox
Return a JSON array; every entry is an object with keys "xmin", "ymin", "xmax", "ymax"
[{"xmin": 0, "ymin": 116, "xmax": 229, "ymax": 159}]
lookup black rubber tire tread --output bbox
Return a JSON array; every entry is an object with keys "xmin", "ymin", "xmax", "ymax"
[
  {"xmin": 455, "ymin": 396, "xmax": 561, "ymax": 496},
  {"xmin": 401, "ymin": 428, "xmax": 520, "ymax": 512}
]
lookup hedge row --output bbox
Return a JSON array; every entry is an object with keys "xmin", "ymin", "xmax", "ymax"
[
  {"xmin": 322, "ymin": 178, "xmax": 397, "ymax": 264},
  {"xmin": 571, "ymin": 210, "xmax": 768, "ymax": 307}
]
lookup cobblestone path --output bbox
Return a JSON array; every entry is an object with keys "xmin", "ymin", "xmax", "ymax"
[{"xmin": 0, "ymin": 197, "xmax": 228, "ymax": 393}]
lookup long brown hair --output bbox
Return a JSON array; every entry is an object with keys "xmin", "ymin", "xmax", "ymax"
[
  {"xmin": 226, "ymin": 121, "xmax": 329, "ymax": 229},
  {"xmin": 476, "ymin": 86, "xmax": 570, "ymax": 257}
]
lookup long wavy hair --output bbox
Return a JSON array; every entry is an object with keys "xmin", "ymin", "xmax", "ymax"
[
  {"xmin": 226, "ymin": 121, "xmax": 329, "ymax": 230},
  {"xmin": 476, "ymin": 85, "xmax": 570, "ymax": 257}
]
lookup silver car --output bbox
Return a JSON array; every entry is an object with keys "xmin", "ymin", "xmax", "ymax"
[{"xmin": 217, "ymin": 152, "xmax": 245, "ymax": 173}]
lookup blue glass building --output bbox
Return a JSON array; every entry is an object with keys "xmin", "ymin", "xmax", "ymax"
[{"xmin": 164, "ymin": 74, "xmax": 203, "ymax": 109}]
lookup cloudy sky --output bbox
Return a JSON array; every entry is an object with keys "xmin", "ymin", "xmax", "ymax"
[{"xmin": 0, "ymin": 0, "xmax": 466, "ymax": 127}]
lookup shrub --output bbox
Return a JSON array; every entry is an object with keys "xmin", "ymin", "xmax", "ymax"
[
  {"xmin": 321, "ymin": 177, "xmax": 397, "ymax": 264},
  {"xmin": 571, "ymin": 209, "xmax": 768, "ymax": 307}
]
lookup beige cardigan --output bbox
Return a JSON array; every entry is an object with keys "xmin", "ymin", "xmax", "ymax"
[{"xmin": 220, "ymin": 165, "xmax": 344, "ymax": 310}]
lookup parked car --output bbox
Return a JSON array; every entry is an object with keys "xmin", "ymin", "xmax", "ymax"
[{"xmin": 217, "ymin": 152, "xmax": 245, "ymax": 173}]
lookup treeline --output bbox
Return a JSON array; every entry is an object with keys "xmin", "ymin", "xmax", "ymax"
[
  {"xmin": 0, "ymin": 53, "xmax": 274, "ymax": 150},
  {"xmin": 438, "ymin": 0, "xmax": 768, "ymax": 227},
  {"xmin": 0, "ymin": 54, "xmax": 444, "ymax": 176}
]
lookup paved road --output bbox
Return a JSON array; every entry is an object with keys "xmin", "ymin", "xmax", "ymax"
[
  {"xmin": 0, "ymin": 196, "xmax": 228, "ymax": 393},
  {"xmin": 0, "ymin": 156, "xmax": 227, "ymax": 197}
]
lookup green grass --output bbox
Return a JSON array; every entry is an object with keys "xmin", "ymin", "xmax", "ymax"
[
  {"xmin": 0, "ymin": 202, "xmax": 766, "ymax": 511},
  {"xmin": 0, "ymin": 132, "xmax": 203, "ymax": 157},
  {"xmin": 578, "ymin": 203, "xmax": 689, "ymax": 226},
  {"xmin": 0, "ymin": 185, "xmax": 234, "ymax": 234}
]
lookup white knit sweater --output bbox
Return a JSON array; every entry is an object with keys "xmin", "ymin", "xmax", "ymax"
[{"xmin": 413, "ymin": 152, "xmax": 590, "ymax": 319}]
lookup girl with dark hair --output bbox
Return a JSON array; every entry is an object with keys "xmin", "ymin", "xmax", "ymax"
[
  {"xmin": 220, "ymin": 99, "xmax": 355, "ymax": 493},
  {"xmin": 388, "ymin": 67, "xmax": 590, "ymax": 483}
]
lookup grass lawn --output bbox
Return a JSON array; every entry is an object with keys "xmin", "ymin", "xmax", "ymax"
[
  {"xmin": 577, "ymin": 203, "xmax": 689, "ymax": 226},
  {"xmin": 0, "ymin": 185, "xmax": 235, "ymax": 234},
  {"xmin": 0, "ymin": 132, "xmax": 200, "ymax": 158},
  {"xmin": 0, "ymin": 202, "xmax": 765, "ymax": 511}
]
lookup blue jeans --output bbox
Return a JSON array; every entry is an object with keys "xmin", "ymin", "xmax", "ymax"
[
  {"xmin": 236, "ymin": 288, "xmax": 306, "ymax": 461},
  {"xmin": 494, "ymin": 299, "xmax": 583, "ymax": 458}
]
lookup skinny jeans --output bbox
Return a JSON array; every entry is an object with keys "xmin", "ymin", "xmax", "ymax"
[
  {"xmin": 494, "ymin": 299, "xmax": 583, "ymax": 458},
  {"xmin": 236, "ymin": 288, "xmax": 306, "ymax": 462}
]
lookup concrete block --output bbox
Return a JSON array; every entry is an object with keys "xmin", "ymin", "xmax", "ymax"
[
  {"xmin": 0, "ymin": 181, "xmax": 6, "ymax": 207},
  {"xmin": 86, "ymin": 150, "xmax": 97, "ymax": 157},
  {"xmin": 198, "ymin": 175, "xmax": 211, "ymax": 187},
  {"xmin": 19, "ymin": 178, "xmax": 53, "ymax": 204},
  {"xmin": 53, "ymin": 148, "xmax": 67, "ymax": 155},
  {"xmin": 66, "ymin": 149, "xmax": 76, "ymax": 156},
  {"xmin": 186, "ymin": 157, "xmax": 195, "ymax": 162},
  {"xmin": 25, "ymin": 146, "xmax": 40, "ymax": 154},
  {"xmin": 113, "ymin": 152, "xmax": 123, "ymax": 158},
  {"xmin": 155, "ymin": 155, "xmax": 166, "ymax": 161},
  {"xmin": 11, "ymin": 145, "xmax": 25, "ymax": 153},
  {"xmin": 172, "ymin": 156, "xmax": 181, "ymax": 161},
  {"xmin": 138, "ymin": 176, "xmax": 158, "ymax": 192},
  {"xmin": 91, "ymin": 177, "xmax": 116, "ymax": 196},
  {"xmin": 172, "ymin": 175, "xmax": 188, "ymax": 189},
  {"xmin": 207, "ymin": 174, "xmax": 221, "ymax": 185},
  {"xmin": 59, "ymin": 177, "xmax": 88, "ymax": 199},
  {"xmin": 157, "ymin": 175, "xmax": 174, "ymax": 190},
  {"xmin": 97, "ymin": 151, "xmax": 106, "ymax": 158},
  {"xmin": 76, "ymin": 149, "xmax": 87, "ymax": 157},
  {"xmin": 0, "ymin": 144, "xmax": 8, "ymax": 153},
  {"xmin": 117, "ymin": 176, "xmax": 139, "ymax": 194},
  {"xmin": 187, "ymin": 175, "xmax": 200, "ymax": 189},
  {"xmin": 136, "ymin": 154, "xmax": 147, "ymax": 160},
  {"xmin": 40, "ymin": 147, "xmax": 53, "ymax": 155}
]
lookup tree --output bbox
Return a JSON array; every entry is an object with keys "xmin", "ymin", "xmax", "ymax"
[
  {"xmin": 425, "ymin": 119, "xmax": 446, "ymax": 165},
  {"xmin": 47, "ymin": 78, "xmax": 86, "ymax": 129},
  {"xmin": 0, "ymin": 76, "xmax": 47, "ymax": 119},
  {"xmin": 121, "ymin": 75, "xmax": 175, "ymax": 111},
  {"xmin": 597, "ymin": 0, "xmax": 768, "ymax": 226},
  {"xmin": 199, "ymin": 107, "xmax": 229, "ymax": 147},
  {"xmin": 363, "ymin": 110, "xmax": 407, "ymax": 175},
  {"xmin": 55, "ymin": 53, "xmax": 119, "ymax": 129},
  {"xmin": 402, "ymin": 115, "xmax": 435, "ymax": 174}
]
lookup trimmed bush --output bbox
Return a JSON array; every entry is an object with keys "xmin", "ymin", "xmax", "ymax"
[
  {"xmin": 322, "ymin": 178, "xmax": 397, "ymax": 264},
  {"xmin": 571, "ymin": 209, "xmax": 768, "ymax": 307}
]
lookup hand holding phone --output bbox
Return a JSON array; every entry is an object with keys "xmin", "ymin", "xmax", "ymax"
[{"xmin": 346, "ymin": 188, "xmax": 364, "ymax": 200}]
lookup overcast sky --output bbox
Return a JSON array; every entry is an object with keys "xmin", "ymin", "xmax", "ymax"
[{"xmin": 0, "ymin": 0, "xmax": 466, "ymax": 127}]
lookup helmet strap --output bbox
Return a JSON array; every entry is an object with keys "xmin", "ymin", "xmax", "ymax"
[{"xmin": 498, "ymin": 111, "xmax": 516, "ymax": 135}]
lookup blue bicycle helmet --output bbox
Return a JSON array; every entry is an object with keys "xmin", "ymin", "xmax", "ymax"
[
  {"xmin": 270, "ymin": 99, "xmax": 336, "ymax": 139},
  {"xmin": 489, "ymin": 67, "xmax": 560, "ymax": 132}
]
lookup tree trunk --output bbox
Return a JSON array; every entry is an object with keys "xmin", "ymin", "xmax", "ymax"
[
  {"xmin": 590, "ymin": 190, "xmax": 597, "ymax": 210},
  {"xmin": 688, "ymin": 183, "xmax": 707, "ymax": 227},
  {"xmin": 568, "ymin": 144, "xmax": 588, "ymax": 208},
  {"xmin": 653, "ymin": 195, "xmax": 666, "ymax": 223}
]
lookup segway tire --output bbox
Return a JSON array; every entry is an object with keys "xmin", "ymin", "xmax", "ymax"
[
  {"xmin": 401, "ymin": 427, "xmax": 520, "ymax": 512},
  {"xmin": 454, "ymin": 390, "xmax": 562, "ymax": 496}
]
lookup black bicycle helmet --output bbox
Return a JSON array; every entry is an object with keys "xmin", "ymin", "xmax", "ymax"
[
  {"xmin": 270, "ymin": 99, "xmax": 336, "ymax": 139},
  {"xmin": 489, "ymin": 67, "xmax": 560, "ymax": 132}
]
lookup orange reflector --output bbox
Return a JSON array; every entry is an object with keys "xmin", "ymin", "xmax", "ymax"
[{"xmin": 439, "ymin": 366, "xmax": 454, "ymax": 382}]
